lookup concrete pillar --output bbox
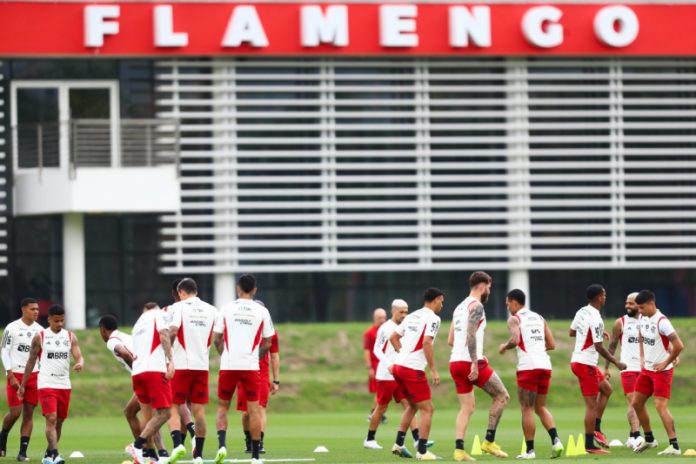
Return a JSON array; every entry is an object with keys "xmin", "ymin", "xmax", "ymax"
[
  {"xmin": 214, "ymin": 272, "xmax": 236, "ymax": 309},
  {"xmin": 63, "ymin": 213, "xmax": 86, "ymax": 329},
  {"xmin": 508, "ymin": 269, "xmax": 530, "ymax": 307}
]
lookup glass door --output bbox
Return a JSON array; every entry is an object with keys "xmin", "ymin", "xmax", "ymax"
[
  {"xmin": 14, "ymin": 88, "xmax": 60, "ymax": 168},
  {"xmin": 69, "ymin": 87, "xmax": 113, "ymax": 167}
]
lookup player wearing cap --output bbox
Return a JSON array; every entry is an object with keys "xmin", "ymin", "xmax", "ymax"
[
  {"xmin": 449, "ymin": 271, "xmax": 509, "ymax": 462},
  {"xmin": 213, "ymin": 275, "xmax": 275, "ymax": 464},
  {"xmin": 389, "ymin": 288, "xmax": 443, "ymax": 461},
  {"xmin": 18, "ymin": 305, "xmax": 84, "ymax": 464},
  {"xmin": 570, "ymin": 284, "xmax": 626, "ymax": 454},
  {"xmin": 631, "ymin": 290, "xmax": 684, "ymax": 456},
  {"xmin": 499, "ymin": 289, "xmax": 564, "ymax": 460},
  {"xmin": 0, "ymin": 298, "xmax": 43, "ymax": 461}
]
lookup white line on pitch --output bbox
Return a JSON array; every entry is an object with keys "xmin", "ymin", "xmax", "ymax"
[{"xmin": 177, "ymin": 459, "xmax": 317, "ymax": 463}]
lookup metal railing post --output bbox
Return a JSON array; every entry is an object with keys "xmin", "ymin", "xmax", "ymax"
[
  {"xmin": 36, "ymin": 124, "xmax": 43, "ymax": 181},
  {"xmin": 174, "ymin": 121, "xmax": 181, "ymax": 178},
  {"xmin": 145, "ymin": 123, "xmax": 153, "ymax": 167}
]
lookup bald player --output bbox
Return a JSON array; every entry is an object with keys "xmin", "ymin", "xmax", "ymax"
[{"xmin": 364, "ymin": 308, "xmax": 387, "ymax": 422}]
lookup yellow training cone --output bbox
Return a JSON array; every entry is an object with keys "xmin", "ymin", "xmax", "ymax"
[
  {"xmin": 566, "ymin": 435, "xmax": 576, "ymax": 457},
  {"xmin": 521, "ymin": 438, "xmax": 526, "ymax": 455},
  {"xmin": 471, "ymin": 435, "xmax": 483, "ymax": 456},
  {"xmin": 576, "ymin": 434, "xmax": 588, "ymax": 455},
  {"xmin": 683, "ymin": 449, "xmax": 696, "ymax": 456}
]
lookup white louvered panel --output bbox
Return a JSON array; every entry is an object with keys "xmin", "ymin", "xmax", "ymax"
[{"xmin": 0, "ymin": 61, "xmax": 6, "ymax": 277}]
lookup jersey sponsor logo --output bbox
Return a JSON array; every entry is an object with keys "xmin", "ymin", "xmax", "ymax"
[
  {"xmin": 47, "ymin": 351, "xmax": 69, "ymax": 359},
  {"xmin": 627, "ymin": 336, "xmax": 639, "ymax": 343},
  {"xmin": 643, "ymin": 338, "xmax": 657, "ymax": 346},
  {"xmin": 17, "ymin": 344, "xmax": 30, "ymax": 353}
]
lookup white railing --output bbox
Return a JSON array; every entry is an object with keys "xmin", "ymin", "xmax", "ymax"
[{"xmin": 0, "ymin": 62, "xmax": 7, "ymax": 277}]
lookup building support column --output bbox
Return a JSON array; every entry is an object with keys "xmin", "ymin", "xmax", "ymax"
[
  {"xmin": 214, "ymin": 272, "xmax": 236, "ymax": 308},
  {"xmin": 63, "ymin": 213, "xmax": 85, "ymax": 329},
  {"xmin": 508, "ymin": 269, "xmax": 530, "ymax": 305}
]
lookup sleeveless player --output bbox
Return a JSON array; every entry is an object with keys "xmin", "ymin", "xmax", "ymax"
[
  {"xmin": 0, "ymin": 298, "xmax": 42, "ymax": 461},
  {"xmin": 18, "ymin": 305, "xmax": 84, "ymax": 464},
  {"xmin": 364, "ymin": 299, "xmax": 432, "ymax": 452},
  {"xmin": 498, "ymin": 289, "xmax": 563, "ymax": 460},
  {"xmin": 631, "ymin": 290, "xmax": 684, "ymax": 456},
  {"xmin": 569, "ymin": 284, "xmax": 626, "ymax": 454},
  {"xmin": 605, "ymin": 292, "xmax": 643, "ymax": 449},
  {"xmin": 389, "ymin": 288, "xmax": 443, "ymax": 461},
  {"xmin": 213, "ymin": 275, "xmax": 275, "ymax": 464},
  {"xmin": 98, "ymin": 312, "xmax": 169, "ymax": 461},
  {"xmin": 449, "ymin": 271, "xmax": 509, "ymax": 462},
  {"xmin": 166, "ymin": 278, "xmax": 218, "ymax": 463},
  {"xmin": 127, "ymin": 302, "xmax": 176, "ymax": 464}
]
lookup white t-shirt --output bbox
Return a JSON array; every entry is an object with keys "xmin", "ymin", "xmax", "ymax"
[
  {"xmin": 1, "ymin": 319, "xmax": 43, "ymax": 374},
  {"xmin": 514, "ymin": 308, "xmax": 552, "ymax": 371},
  {"xmin": 214, "ymin": 298, "xmax": 275, "ymax": 371},
  {"xmin": 167, "ymin": 297, "xmax": 218, "ymax": 371},
  {"xmin": 570, "ymin": 305, "xmax": 605, "ymax": 366},
  {"xmin": 106, "ymin": 329, "xmax": 134, "ymax": 373},
  {"xmin": 394, "ymin": 307, "xmax": 441, "ymax": 371},
  {"xmin": 450, "ymin": 296, "xmax": 486, "ymax": 363},
  {"xmin": 639, "ymin": 311, "xmax": 675, "ymax": 372},
  {"xmin": 37, "ymin": 329, "xmax": 73, "ymax": 390},
  {"xmin": 131, "ymin": 309, "xmax": 169, "ymax": 376},
  {"xmin": 373, "ymin": 319, "xmax": 399, "ymax": 381},
  {"xmin": 619, "ymin": 315, "xmax": 641, "ymax": 372}
]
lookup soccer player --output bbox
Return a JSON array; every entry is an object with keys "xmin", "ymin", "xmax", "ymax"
[
  {"xmin": 98, "ymin": 312, "xmax": 168, "ymax": 461},
  {"xmin": 213, "ymin": 275, "xmax": 275, "ymax": 464},
  {"xmin": 18, "ymin": 305, "xmax": 84, "ymax": 464},
  {"xmin": 498, "ymin": 289, "xmax": 564, "ymax": 460},
  {"xmin": 0, "ymin": 298, "xmax": 43, "ymax": 461},
  {"xmin": 389, "ymin": 287, "xmax": 443, "ymax": 461},
  {"xmin": 605, "ymin": 292, "xmax": 643, "ymax": 448},
  {"xmin": 631, "ymin": 290, "xmax": 684, "ymax": 456},
  {"xmin": 126, "ymin": 302, "xmax": 176, "ymax": 464},
  {"xmin": 569, "ymin": 284, "xmax": 626, "ymax": 454},
  {"xmin": 364, "ymin": 308, "xmax": 387, "ymax": 422},
  {"xmin": 165, "ymin": 278, "xmax": 218, "ymax": 464},
  {"xmin": 449, "ymin": 271, "xmax": 509, "ymax": 461}
]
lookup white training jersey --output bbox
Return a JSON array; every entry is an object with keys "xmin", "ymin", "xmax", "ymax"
[
  {"xmin": 1, "ymin": 319, "xmax": 43, "ymax": 374},
  {"xmin": 619, "ymin": 315, "xmax": 641, "ymax": 372},
  {"xmin": 37, "ymin": 329, "xmax": 72, "ymax": 390},
  {"xmin": 106, "ymin": 329, "xmax": 134, "ymax": 373},
  {"xmin": 394, "ymin": 307, "xmax": 441, "ymax": 371},
  {"xmin": 514, "ymin": 308, "xmax": 552, "ymax": 371},
  {"xmin": 450, "ymin": 296, "xmax": 486, "ymax": 363},
  {"xmin": 214, "ymin": 298, "xmax": 276, "ymax": 371},
  {"xmin": 167, "ymin": 297, "xmax": 218, "ymax": 371},
  {"xmin": 570, "ymin": 305, "xmax": 605, "ymax": 366},
  {"xmin": 131, "ymin": 309, "xmax": 169, "ymax": 376},
  {"xmin": 639, "ymin": 311, "xmax": 675, "ymax": 372},
  {"xmin": 373, "ymin": 319, "xmax": 399, "ymax": 381}
]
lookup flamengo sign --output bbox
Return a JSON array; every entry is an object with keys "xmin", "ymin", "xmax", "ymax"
[{"xmin": 0, "ymin": 2, "xmax": 695, "ymax": 55}]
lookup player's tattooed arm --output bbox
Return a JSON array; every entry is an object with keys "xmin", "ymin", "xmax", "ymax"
[
  {"xmin": 159, "ymin": 327, "xmax": 175, "ymax": 379},
  {"xmin": 213, "ymin": 332, "xmax": 224, "ymax": 356},
  {"xmin": 605, "ymin": 318, "xmax": 622, "ymax": 370},
  {"xmin": 654, "ymin": 331, "xmax": 683, "ymax": 372},
  {"xmin": 466, "ymin": 303, "xmax": 484, "ymax": 362},
  {"xmin": 481, "ymin": 373, "xmax": 509, "ymax": 430},
  {"xmin": 498, "ymin": 315, "xmax": 520, "ymax": 354},
  {"xmin": 18, "ymin": 334, "xmax": 41, "ymax": 397},
  {"xmin": 259, "ymin": 337, "xmax": 272, "ymax": 359},
  {"xmin": 70, "ymin": 332, "xmax": 84, "ymax": 372}
]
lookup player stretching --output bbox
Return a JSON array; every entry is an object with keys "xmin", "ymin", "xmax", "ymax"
[
  {"xmin": 390, "ymin": 288, "xmax": 443, "ymax": 461},
  {"xmin": 364, "ymin": 308, "xmax": 387, "ymax": 423},
  {"xmin": 632, "ymin": 290, "xmax": 684, "ymax": 456},
  {"xmin": 364, "ymin": 299, "xmax": 432, "ymax": 451},
  {"xmin": 98, "ymin": 312, "xmax": 168, "ymax": 461},
  {"xmin": 213, "ymin": 275, "xmax": 275, "ymax": 464},
  {"xmin": 19, "ymin": 305, "xmax": 84, "ymax": 464},
  {"xmin": 166, "ymin": 278, "xmax": 218, "ymax": 463},
  {"xmin": 126, "ymin": 302, "xmax": 176, "ymax": 464},
  {"xmin": 499, "ymin": 289, "xmax": 564, "ymax": 460},
  {"xmin": 0, "ymin": 298, "xmax": 42, "ymax": 461},
  {"xmin": 570, "ymin": 284, "xmax": 626, "ymax": 454},
  {"xmin": 449, "ymin": 271, "xmax": 509, "ymax": 462},
  {"xmin": 605, "ymin": 292, "xmax": 643, "ymax": 449}
]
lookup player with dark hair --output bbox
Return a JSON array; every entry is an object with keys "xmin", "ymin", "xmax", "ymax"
[
  {"xmin": 631, "ymin": 290, "xmax": 684, "ymax": 456},
  {"xmin": 390, "ymin": 287, "xmax": 444, "ymax": 461},
  {"xmin": 0, "ymin": 298, "xmax": 43, "ymax": 461},
  {"xmin": 18, "ymin": 305, "xmax": 84, "ymax": 464},
  {"xmin": 449, "ymin": 271, "xmax": 509, "ymax": 461},
  {"xmin": 569, "ymin": 285, "xmax": 626, "ymax": 454},
  {"xmin": 499, "ymin": 289, "xmax": 563, "ymax": 459}
]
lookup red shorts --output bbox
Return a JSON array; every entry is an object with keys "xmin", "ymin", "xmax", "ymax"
[
  {"xmin": 237, "ymin": 372, "xmax": 270, "ymax": 411},
  {"xmin": 7, "ymin": 372, "xmax": 38, "ymax": 407},
  {"xmin": 621, "ymin": 371, "xmax": 640, "ymax": 395},
  {"xmin": 218, "ymin": 370, "xmax": 260, "ymax": 402},
  {"xmin": 376, "ymin": 380, "xmax": 407, "ymax": 406},
  {"xmin": 517, "ymin": 369, "xmax": 552, "ymax": 395},
  {"xmin": 450, "ymin": 359, "xmax": 495, "ymax": 394},
  {"xmin": 635, "ymin": 369, "xmax": 673, "ymax": 399},
  {"xmin": 172, "ymin": 370, "xmax": 209, "ymax": 405},
  {"xmin": 392, "ymin": 365, "xmax": 431, "ymax": 404},
  {"xmin": 368, "ymin": 377, "xmax": 378, "ymax": 394},
  {"xmin": 571, "ymin": 362, "xmax": 604, "ymax": 397},
  {"xmin": 38, "ymin": 388, "xmax": 71, "ymax": 419},
  {"xmin": 132, "ymin": 372, "xmax": 173, "ymax": 409}
]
